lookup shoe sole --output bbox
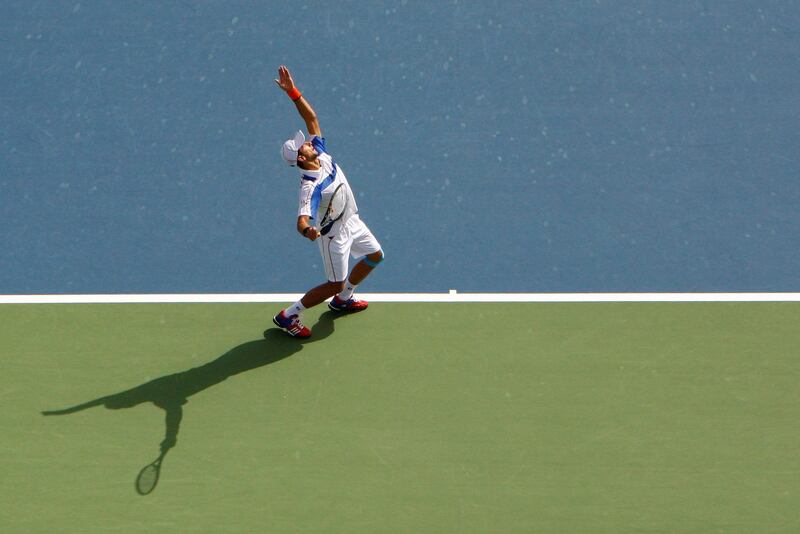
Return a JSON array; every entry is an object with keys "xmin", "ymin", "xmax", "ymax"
[{"xmin": 327, "ymin": 303, "xmax": 368, "ymax": 313}]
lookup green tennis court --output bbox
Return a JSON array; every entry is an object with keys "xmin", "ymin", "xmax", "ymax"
[{"xmin": 2, "ymin": 302, "xmax": 799, "ymax": 532}]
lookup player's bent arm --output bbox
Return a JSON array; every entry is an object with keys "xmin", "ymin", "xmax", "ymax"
[
  {"xmin": 296, "ymin": 215, "xmax": 319, "ymax": 240},
  {"xmin": 296, "ymin": 215, "xmax": 311, "ymax": 235}
]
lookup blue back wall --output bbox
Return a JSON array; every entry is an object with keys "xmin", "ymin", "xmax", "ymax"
[{"xmin": 2, "ymin": 1, "xmax": 799, "ymax": 293}]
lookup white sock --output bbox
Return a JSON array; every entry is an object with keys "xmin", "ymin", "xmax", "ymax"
[
  {"xmin": 284, "ymin": 300, "xmax": 306, "ymax": 317},
  {"xmin": 338, "ymin": 281, "xmax": 357, "ymax": 301}
]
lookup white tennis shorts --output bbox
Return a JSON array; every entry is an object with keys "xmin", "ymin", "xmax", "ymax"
[{"xmin": 318, "ymin": 214, "xmax": 381, "ymax": 283}]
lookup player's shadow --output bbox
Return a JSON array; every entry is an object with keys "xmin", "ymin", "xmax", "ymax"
[{"xmin": 41, "ymin": 311, "xmax": 337, "ymax": 494}]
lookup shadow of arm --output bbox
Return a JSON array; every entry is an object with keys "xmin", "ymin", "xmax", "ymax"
[{"xmin": 41, "ymin": 396, "xmax": 111, "ymax": 416}]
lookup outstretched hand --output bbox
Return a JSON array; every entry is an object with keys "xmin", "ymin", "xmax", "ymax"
[
  {"xmin": 275, "ymin": 65, "xmax": 295, "ymax": 92},
  {"xmin": 276, "ymin": 64, "xmax": 320, "ymax": 136}
]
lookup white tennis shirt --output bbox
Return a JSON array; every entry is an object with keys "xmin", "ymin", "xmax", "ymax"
[{"xmin": 297, "ymin": 136, "xmax": 358, "ymax": 235}]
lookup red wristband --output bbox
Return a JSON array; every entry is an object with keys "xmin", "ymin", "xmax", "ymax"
[{"xmin": 287, "ymin": 87, "xmax": 302, "ymax": 101}]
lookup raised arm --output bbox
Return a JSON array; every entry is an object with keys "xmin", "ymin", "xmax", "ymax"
[{"xmin": 275, "ymin": 65, "xmax": 321, "ymax": 137}]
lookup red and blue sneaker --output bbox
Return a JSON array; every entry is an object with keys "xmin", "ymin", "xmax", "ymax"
[
  {"xmin": 272, "ymin": 310, "xmax": 311, "ymax": 338},
  {"xmin": 328, "ymin": 295, "xmax": 369, "ymax": 313}
]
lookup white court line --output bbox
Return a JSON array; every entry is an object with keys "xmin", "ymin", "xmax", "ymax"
[{"xmin": 1, "ymin": 292, "xmax": 800, "ymax": 304}]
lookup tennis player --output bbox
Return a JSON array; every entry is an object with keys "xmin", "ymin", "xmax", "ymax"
[{"xmin": 272, "ymin": 65, "xmax": 384, "ymax": 338}]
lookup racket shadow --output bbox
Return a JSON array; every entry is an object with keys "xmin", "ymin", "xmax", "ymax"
[{"xmin": 42, "ymin": 311, "xmax": 338, "ymax": 495}]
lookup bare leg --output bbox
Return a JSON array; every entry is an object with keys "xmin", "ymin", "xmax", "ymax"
[
  {"xmin": 300, "ymin": 280, "xmax": 345, "ymax": 309},
  {"xmin": 347, "ymin": 251, "xmax": 383, "ymax": 286}
]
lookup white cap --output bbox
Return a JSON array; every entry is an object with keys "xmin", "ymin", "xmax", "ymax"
[{"xmin": 280, "ymin": 130, "xmax": 306, "ymax": 166}]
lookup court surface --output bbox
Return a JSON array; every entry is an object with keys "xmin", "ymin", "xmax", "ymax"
[{"xmin": 2, "ymin": 302, "xmax": 799, "ymax": 532}]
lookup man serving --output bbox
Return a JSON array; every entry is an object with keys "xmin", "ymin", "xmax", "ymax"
[{"xmin": 272, "ymin": 65, "xmax": 384, "ymax": 339}]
